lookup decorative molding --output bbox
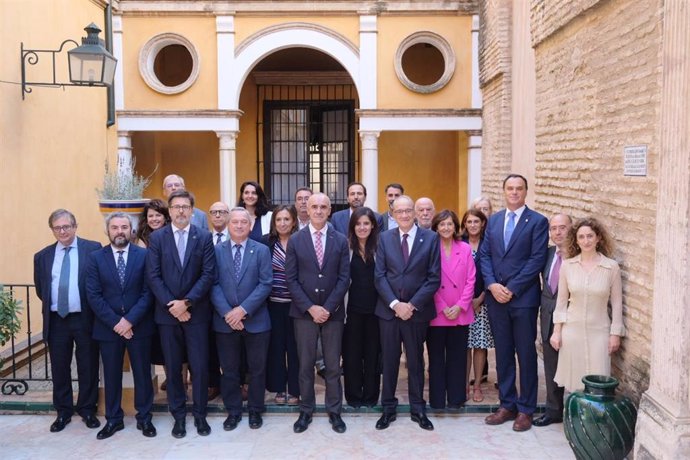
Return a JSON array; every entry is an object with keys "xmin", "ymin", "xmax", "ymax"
[
  {"xmin": 358, "ymin": 109, "xmax": 481, "ymax": 131},
  {"xmin": 359, "ymin": 14, "xmax": 378, "ymax": 33},
  {"xmin": 236, "ymin": 22, "xmax": 358, "ymax": 57},
  {"xmin": 117, "ymin": 110, "xmax": 244, "ymax": 132},
  {"xmin": 216, "ymin": 15, "xmax": 235, "ymax": 34},
  {"xmin": 252, "ymin": 71, "xmax": 353, "ymax": 86},
  {"xmin": 394, "ymin": 31, "xmax": 456, "ymax": 94},
  {"xmin": 117, "ymin": 110, "xmax": 243, "ymax": 118},
  {"xmin": 138, "ymin": 33, "xmax": 200, "ymax": 95},
  {"xmin": 357, "ymin": 108, "xmax": 481, "ymax": 118}
]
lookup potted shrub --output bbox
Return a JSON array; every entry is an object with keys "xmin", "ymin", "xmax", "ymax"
[{"xmin": 0, "ymin": 286, "xmax": 22, "ymax": 368}]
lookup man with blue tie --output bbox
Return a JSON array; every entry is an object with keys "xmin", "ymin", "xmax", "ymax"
[
  {"xmin": 86, "ymin": 212, "xmax": 156, "ymax": 439},
  {"xmin": 286, "ymin": 193, "xmax": 350, "ymax": 434},
  {"xmin": 374, "ymin": 195, "xmax": 441, "ymax": 431},
  {"xmin": 146, "ymin": 190, "xmax": 216, "ymax": 438},
  {"xmin": 211, "ymin": 207, "xmax": 272, "ymax": 431},
  {"xmin": 479, "ymin": 174, "xmax": 549, "ymax": 432},
  {"xmin": 34, "ymin": 209, "xmax": 101, "ymax": 433}
]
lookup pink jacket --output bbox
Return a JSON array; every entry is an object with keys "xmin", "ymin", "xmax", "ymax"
[{"xmin": 431, "ymin": 240, "xmax": 476, "ymax": 326}]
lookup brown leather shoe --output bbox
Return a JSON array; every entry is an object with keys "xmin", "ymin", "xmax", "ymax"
[
  {"xmin": 512, "ymin": 412, "xmax": 533, "ymax": 432},
  {"xmin": 485, "ymin": 407, "xmax": 517, "ymax": 425}
]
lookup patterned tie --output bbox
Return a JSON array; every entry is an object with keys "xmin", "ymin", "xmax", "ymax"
[
  {"xmin": 401, "ymin": 233, "xmax": 410, "ymax": 265},
  {"xmin": 314, "ymin": 231, "xmax": 324, "ymax": 268},
  {"xmin": 549, "ymin": 250, "xmax": 562, "ymax": 294},
  {"xmin": 176, "ymin": 229, "xmax": 186, "ymax": 265},
  {"xmin": 116, "ymin": 250, "xmax": 126, "ymax": 287},
  {"xmin": 57, "ymin": 247, "xmax": 71, "ymax": 318},
  {"xmin": 216, "ymin": 232, "xmax": 223, "ymax": 246},
  {"xmin": 504, "ymin": 211, "xmax": 516, "ymax": 249},
  {"xmin": 233, "ymin": 244, "xmax": 242, "ymax": 280}
]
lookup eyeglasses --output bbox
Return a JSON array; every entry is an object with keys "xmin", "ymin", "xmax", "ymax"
[
  {"xmin": 393, "ymin": 209, "xmax": 414, "ymax": 216},
  {"xmin": 209, "ymin": 210, "xmax": 229, "ymax": 216},
  {"xmin": 170, "ymin": 205, "xmax": 192, "ymax": 211},
  {"xmin": 51, "ymin": 225, "xmax": 74, "ymax": 233}
]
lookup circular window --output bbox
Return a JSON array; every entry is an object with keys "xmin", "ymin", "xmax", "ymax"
[
  {"xmin": 139, "ymin": 33, "xmax": 200, "ymax": 94},
  {"xmin": 394, "ymin": 32, "xmax": 455, "ymax": 93}
]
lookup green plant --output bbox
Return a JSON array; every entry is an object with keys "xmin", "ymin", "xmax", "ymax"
[
  {"xmin": 96, "ymin": 157, "xmax": 156, "ymax": 200},
  {"xmin": 0, "ymin": 286, "xmax": 22, "ymax": 347}
]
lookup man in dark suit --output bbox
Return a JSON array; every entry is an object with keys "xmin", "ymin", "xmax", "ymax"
[
  {"xmin": 86, "ymin": 212, "xmax": 156, "ymax": 439},
  {"xmin": 374, "ymin": 195, "xmax": 441, "ymax": 431},
  {"xmin": 380, "ymin": 183, "xmax": 404, "ymax": 231},
  {"xmin": 146, "ymin": 190, "xmax": 216, "ymax": 438},
  {"xmin": 211, "ymin": 207, "xmax": 272, "ymax": 431},
  {"xmin": 533, "ymin": 213, "xmax": 571, "ymax": 427},
  {"xmin": 34, "ymin": 209, "xmax": 101, "ymax": 433},
  {"xmin": 330, "ymin": 182, "xmax": 383, "ymax": 235},
  {"xmin": 479, "ymin": 174, "xmax": 549, "ymax": 432},
  {"xmin": 286, "ymin": 192, "xmax": 350, "ymax": 434}
]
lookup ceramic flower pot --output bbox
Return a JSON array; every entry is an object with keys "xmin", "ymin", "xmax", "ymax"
[
  {"xmin": 564, "ymin": 375, "xmax": 637, "ymax": 460},
  {"xmin": 98, "ymin": 198, "xmax": 150, "ymax": 234}
]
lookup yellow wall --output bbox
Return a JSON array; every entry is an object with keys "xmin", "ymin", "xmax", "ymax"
[
  {"xmin": 377, "ymin": 16, "xmax": 472, "ymax": 109},
  {"xmin": 235, "ymin": 16, "xmax": 359, "ymax": 48},
  {"xmin": 378, "ymin": 131, "xmax": 465, "ymax": 213},
  {"xmin": 122, "ymin": 17, "xmax": 218, "ymax": 109}
]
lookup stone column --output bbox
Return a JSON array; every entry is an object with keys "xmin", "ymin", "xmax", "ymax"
[
  {"xmin": 359, "ymin": 130, "xmax": 380, "ymax": 212},
  {"xmin": 216, "ymin": 15, "xmax": 235, "ymax": 110},
  {"xmin": 358, "ymin": 15, "xmax": 377, "ymax": 110},
  {"xmin": 471, "ymin": 15, "xmax": 482, "ymax": 109},
  {"xmin": 467, "ymin": 130, "xmax": 482, "ymax": 206},
  {"xmin": 117, "ymin": 131, "xmax": 132, "ymax": 175},
  {"xmin": 217, "ymin": 131, "xmax": 238, "ymax": 206},
  {"xmin": 634, "ymin": 1, "xmax": 690, "ymax": 458}
]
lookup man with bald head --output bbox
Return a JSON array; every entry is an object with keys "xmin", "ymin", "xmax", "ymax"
[
  {"xmin": 163, "ymin": 174, "xmax": 209, "ymax": 230},
  {"xmin": 533, "ymin": 213, "xmax": 572, "ymax": 428},
  {"xmin": 414, "ymin": 197, "xmax": 435, "ymax": 230},
  {"xmin": 209, "ymin": 202, "xmax": 231, "ymax": 246}
]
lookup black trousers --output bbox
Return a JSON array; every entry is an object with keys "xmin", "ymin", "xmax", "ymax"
[
  {"xmin": 542, "ymin": 321, "xmax": 565, "ymax": 418},
  {"xmin": 48, "ymin": 312, "xmax": 99, "ymax": 419},
  {"xmin": 426, "ymin": 325, "xmax": 469, "ymax": 409},
  {"xmin": 342, "ymin": 311, "xmax": 380, "ymax": 406},
  {"xmin": 216, "ymin": 330, "xmax": 270, "ymax": 415},
  {"xmin": 266, "ymin": 301, "xmax": 299, "ymax": 396}
]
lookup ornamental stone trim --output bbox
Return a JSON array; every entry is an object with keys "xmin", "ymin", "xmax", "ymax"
[
  {"xmin": 138, "ymin": 33, "xmax": 200, "ymax": 95},
  {"xmin": 394, "ymin": 31, "xmax": 456, "ymax": 94}
]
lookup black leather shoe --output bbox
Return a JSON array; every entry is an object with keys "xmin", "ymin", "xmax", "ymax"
[
  {"xmin": 411, "ymin": 412, "xmax": 434, "ymax": 431},
  {"xmin": 328, "ymin": 413, "xmax": 346, "ymax": 433},
  {"xmin": 194, "ymin": 417, "xmax": 211, "ymax": 436},
  {"xmin": 532, "ymin": 414, "xmax": 563, "ymax": 427},
  {"xmin": 293, "ymin": 411, "xmax": 312, "ymax": 433},
  {"xmin": 82, "ymin": 414, "xmax": 101, "ymax": 429},
  {"xmin": 248, "ymin": 412, "xmax": 263, "ymax": 429},
  {"xmin": 136, "ymin": 421, "xmax": 157, "ymax": 438},
  {"xmin": 223, "ymin": 414, "xmax": 241, "ymax": 431},
  {"xmin": 172, "ymin": 419, "xmax": 186, "ymax": 439},
  {"xmin": 375, "ymin": 412, "xmax": 396, "ymax": 430},
  {"xmin": 50, "ymin": 416, "xmax": 71, "ymax": 432},
  {"xmin": 96, "ymin": 421, "xmax": 124, "ymax": 440}
]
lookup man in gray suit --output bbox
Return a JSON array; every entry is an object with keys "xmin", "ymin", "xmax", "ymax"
[
  {"xmin": 533, "ymin": 213, "xmax": 571, "ymax": 427},
  {"xmin": 286, "ymin": 193, "xmax": 350, "ymax": 434},
  {"xmin": 162, "ymin": 174, "xmax": 208, "ymax": 230}
]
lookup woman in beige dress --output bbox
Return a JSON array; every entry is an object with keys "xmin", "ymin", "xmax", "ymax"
[{"xmin": 550, "ymin": 217, "xmax": 625, "ymax": 392}]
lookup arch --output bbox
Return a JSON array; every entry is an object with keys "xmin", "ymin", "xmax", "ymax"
[{"xmin": 223, "ymin": 23, "xmax": 366, "ymax": 109}]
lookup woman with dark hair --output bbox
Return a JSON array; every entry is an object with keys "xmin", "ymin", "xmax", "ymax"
[
  {"xmin": 427, "ymin": 209, "xmax": 476, "ymax": 410},
  {"xmin": 551, "ymin": 217, "xmax": 625, "ymax": 391},
  {"xmin": 263, "ymin": 205, "xmax": 300, "ymax": 405},
  {"xmin": 342, "ymin": 206, "xmax": 381, "ymax": 408},
  {"xmin": 237, "ymin": 181, "xmax": 273, "ymax": 242},
  {"xmin": 136, "ymin": 198, "xmax": 170, "ymax": 248},
  {"xmin": 461, "ymin": 208, "xmax": 494, "ymax": 402}
]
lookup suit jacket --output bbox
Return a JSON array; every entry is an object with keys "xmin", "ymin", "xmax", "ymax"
[
  {"xmin": 145, "ymin": 224, "xmax": 216, "ymax": 325},
  {"xmin": 34, "ymin": 237, "xmax": 102, "ymax": 340},
  {"xmin": 431, "ymin": 239, "xmax": 476, "ymax": 327},
  {"xmin": 191, "ymin": 208, "xmax": 209, "ymax": 231},
  {"xmin": 285, "ymin": 225, "xmax": 350, "ymax": 321},
  {"xmin": 211, "ymin": 238, "xmax": 273, "ymax": 334},
  {"xmin": 374, "ymin": 226, "xmax": 441, "ymax": 322},
  {"xmin": 479, "ymin": 206, "xmax": 549, "ymax": 308},
  {"xmin": 330, "ymin": 208, "xmax": 384, "ymax": 236},
  {"xmin": 86, "ymin": 244, "xmax": 154, "ymax": 341},
  {"xmin": 540, "ymin": 246, "xmax": 559, "ymax": 343}
]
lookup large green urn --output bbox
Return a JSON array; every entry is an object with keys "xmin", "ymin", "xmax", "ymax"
[{"xmin": 563, "ymin": 375, "xmax": 637, "ymax": 460}]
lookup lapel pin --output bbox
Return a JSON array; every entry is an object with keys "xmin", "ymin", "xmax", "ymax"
[{"xmin": 250, "ymin": 250, "xmax": 254, "ymax": 254}]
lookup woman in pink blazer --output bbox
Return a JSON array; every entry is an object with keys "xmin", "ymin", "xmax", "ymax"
[{"xmin": 427, "ymin": 209, "xmax": 477, "ymax": 410}]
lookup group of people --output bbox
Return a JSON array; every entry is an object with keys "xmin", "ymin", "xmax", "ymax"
[{"xmin": 34, "ymin": 172, "xmax": 625, "ymax": 440}]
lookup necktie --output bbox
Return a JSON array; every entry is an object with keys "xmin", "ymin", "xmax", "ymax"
[
  {"xmin": 117, "ymin": 250, "xmax": 126, "ymax": 287},
  {"xmin": 233, "ymin": 244, "xmax": 242, "ymax": 280},
  {"xmin": 504, "ymin": 211, "xmax": 516, "ymax": 249},
  {"xmin": 57, "ymin": 247, "xmax": 71, "ymax": 318},
  {"xmin": 216, "ymin": 232, "xmax": 223, "ymax": 245},
  {"xmin": 549, "ymin": 250, "xmax": 562, "ymax": 293},
  {"xmin": 314, "ymin": 231, "xmax": 324, "ymax": 268},
  {"xmin": 401, "ymin": 233, "xmax": 410, "ymax": 265},
  {"xmin": 176, "ymin": 229, "xmax": 186, "ymax": 265}
]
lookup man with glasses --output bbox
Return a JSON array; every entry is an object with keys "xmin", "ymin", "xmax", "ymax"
[
  {"xmin": 162, "ymin": 174, "xmax": 209, "ymax": 230},
  {"xmin": 34, "ymin": 209, "xmax": 102, "ymax": 433},
  {"xmin": 146, "ymin": 190, "xmax": 216, "ymax": 438}
]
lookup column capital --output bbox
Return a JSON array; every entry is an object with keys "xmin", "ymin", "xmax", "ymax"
[
  {"xmin": 216, "ymin": 15, "xmax": 235, "ymax": 34},
  {"xmin": 216, "ymin": 131, "xmax": 239, "ymax": 149}
]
